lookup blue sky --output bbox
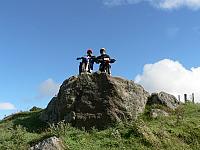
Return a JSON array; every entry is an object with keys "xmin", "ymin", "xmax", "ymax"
[{"xmin": 1, "ymin": 0, "xmax": 200, "ymax": 119}]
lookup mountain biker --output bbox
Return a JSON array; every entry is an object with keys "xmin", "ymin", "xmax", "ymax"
[
  {"xmin": 86, "ymin": 49, "xmax": 96, "ymax": 72},
  {"xmin": 96, "ymin": 48, "xmax": 112, "ymax": 74},
  {"xmin": 77, "ymin": 49, "xmax": 96, "ymax": 74}
]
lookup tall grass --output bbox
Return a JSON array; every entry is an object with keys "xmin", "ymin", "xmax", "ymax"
[{"xmin": 0, "ymin": 103, "xmax": 200, "ymax": 150}]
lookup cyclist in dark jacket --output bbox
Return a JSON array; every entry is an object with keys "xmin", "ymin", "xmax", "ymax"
[
  {"xmin": 96, "ymin": 48, "xmax": 110, "ymax": 60},
  {"xmin": 96, "ymin": 48, "xmax": 112, "ymax": 74}
]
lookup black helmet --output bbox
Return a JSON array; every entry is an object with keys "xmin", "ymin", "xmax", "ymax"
[
  {"xmin": 100, "ymin": 48, "xmax": 106, "ymax": 54},
  {"xmin": 87, "ymin": 49, "xmax": 93, "ymax": 55}
]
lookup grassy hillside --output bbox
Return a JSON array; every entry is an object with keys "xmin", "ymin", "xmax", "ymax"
[{"xmin": 0, "ymin": 103, "xmax": 200, "ymax": 150}]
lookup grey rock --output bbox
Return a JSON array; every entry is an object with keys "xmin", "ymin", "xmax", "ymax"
[
  {"xmin": 150, "ymin": 109, "xmax": 169, "ymax": 119},
  {"xmin": 40, "ymin": 72, "xmax": 149, "ymax": 129},
  {"xmin": 29, "ymin": 106, "xmax": 42, "ymax": 112},
  {"xmin": 147, "ymin": 92, "xmax": 180, "ymax": 110},
  {"xmin": 29, "ymin": 136, "xmax": 65, "ymax": 150}
]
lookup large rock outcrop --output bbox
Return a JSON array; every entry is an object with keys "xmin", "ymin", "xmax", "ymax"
[{"xmin": 40, "ymin": 72, "xmax": 149, "ymax": 129}]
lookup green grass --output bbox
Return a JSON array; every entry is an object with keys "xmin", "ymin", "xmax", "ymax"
[{"xmin": 0, "ymin": 103, "xmax": 200, "ymax": 150}]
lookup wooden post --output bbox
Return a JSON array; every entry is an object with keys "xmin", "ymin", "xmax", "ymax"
[
  {"xmin": 184, "ymin": 94, "xmax": 187, "ymax": 103},
  {"xmin": 178, "ymin": 95, "xmax": 181, "ymax": 102},
  {"xmin": 192, "ymin": 93, "xmax": 195, "ymax": 104}
]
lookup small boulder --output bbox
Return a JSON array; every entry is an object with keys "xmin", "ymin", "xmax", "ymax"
[
  {"xmin": 29, "ymin": 136, "xmax": 66, "ymax": 150},
  {"xmin": 147, "ymin": 92, "xmax": 180, "ymax": 110},
  {"xmin": 30, "ymin": 106, "xmax": 42, "ymax": 112},
  {"xmin": 150, "ymin": 109, "xmax": 169, "ymax": 119}
]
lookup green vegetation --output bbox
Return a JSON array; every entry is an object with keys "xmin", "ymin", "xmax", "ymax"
[{"xmin": 0, "ymin": 103, "xmax": 200, "ymax": 150}]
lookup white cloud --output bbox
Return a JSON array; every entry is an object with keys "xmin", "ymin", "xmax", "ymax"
[
  {"xmin": 135, "ymin": 59, "xmax": 200, "ymax": 102},
  {"xmin": 102, "ymin": 0, "xmax": 200, "ymax": 10},
  {"xmin": 0, "ymin": 102, "xmax": 16, "ymax": 110},
  {"xmin": 157, "ymin": 0, "xmax": 200, "ymax": 10},
  {"xmin": 37, "ymin": 78, "xmax": 60, "ymax": 99}
]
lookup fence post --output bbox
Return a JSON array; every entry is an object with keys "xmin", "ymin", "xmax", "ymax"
[
  {"xmin": 178, "ymin": 95, "xmax": 181, "ymax": 102},
  {"xmin": 184, "ymin": 94, "xmax": 187, "ymax": 103},
  {"xmin": 192, "ymin": 93, "xmax": 195, "ymax": 104}
]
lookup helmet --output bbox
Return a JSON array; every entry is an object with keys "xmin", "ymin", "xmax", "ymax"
[
  {"xmin": 87, "ymin": 49, "xmax": 93, "ymax": 54},
  {"xmin": 100, "ymin": 48, "xmax": 106, "ymax": 54}
]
